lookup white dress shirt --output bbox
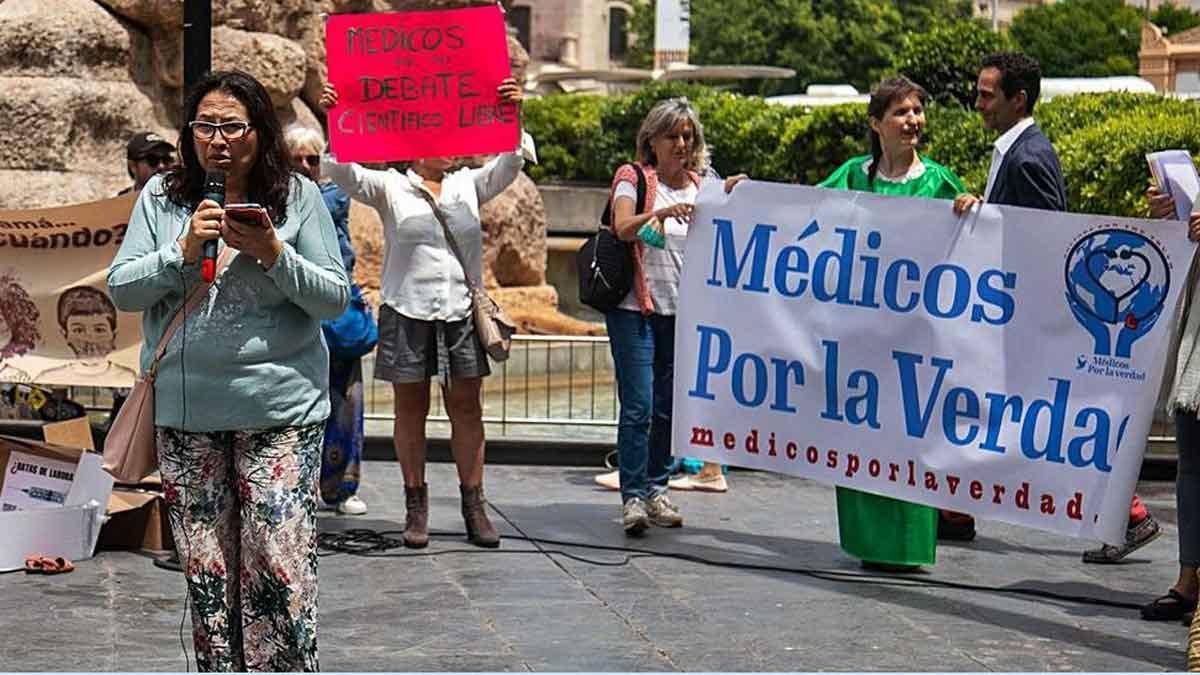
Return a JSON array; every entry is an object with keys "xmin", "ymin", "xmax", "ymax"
[
  {"xmin": 322, "ymin": 133, "xmax": 536, "ymax": 322},
  {"xmin": 983, "ymin": 116, "xmax": 1036, "ymax": 202}
]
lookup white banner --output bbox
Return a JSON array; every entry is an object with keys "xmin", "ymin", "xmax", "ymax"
[{"xmin": 674, "ymin": 181, "xmax": 1195, "ymax": 543}]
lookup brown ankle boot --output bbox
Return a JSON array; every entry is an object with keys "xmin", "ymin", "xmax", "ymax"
[
  {"xmin": 403, "ymin": 484, "xmax": 429, "ymax": 549},
  {"xmin": 460, "ymin": 484, "xmax": 500, "ymax": 548}
]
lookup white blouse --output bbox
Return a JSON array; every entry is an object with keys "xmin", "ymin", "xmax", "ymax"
[
  {"xmin": 322, "ymin": 134, "xmax": 535, "ymax": 322},
  {"xmin": 614, "ymin": 179, "xmax": 699, "ymax": 316}
]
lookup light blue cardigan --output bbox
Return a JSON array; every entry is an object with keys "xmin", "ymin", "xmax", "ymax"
[{"xmin": 108, "ymin": 174, "xmax": 349, "ymax": 432}]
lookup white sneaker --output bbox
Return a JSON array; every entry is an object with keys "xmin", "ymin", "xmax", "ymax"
[
  {"xmin": 622, "ymin": 498, "xmax": 649, "ymax": 534},
  {"xmin": 336, "ymin": 495, "xmax": 368, "ymax": 516},
  {"xmin": 594, "ymin": 470, "xmax": 619, "ymax": 491}
]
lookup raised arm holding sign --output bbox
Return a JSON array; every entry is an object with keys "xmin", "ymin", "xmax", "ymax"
[
  {"xmin": 324, "ymin": 5, "xmax": 520, "ymax": 162},
  {"xmin": 317, "ymin": 16, "xmax": 534, "ymax": 549}
]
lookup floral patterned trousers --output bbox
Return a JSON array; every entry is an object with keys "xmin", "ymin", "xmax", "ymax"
[{"xmin": 157, "ymin": 424, "xmax": 324, "ymax": 672}]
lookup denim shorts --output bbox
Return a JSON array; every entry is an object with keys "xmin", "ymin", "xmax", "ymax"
[{"xmin": 373, "ymin": 305, "xmax": 490, "ymax": 384}]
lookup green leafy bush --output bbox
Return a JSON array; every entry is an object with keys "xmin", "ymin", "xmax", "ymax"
[
  {"xmin": 777, "ymin": 104, "xmax": 870, "ymax": 185},
  {"xmin": 1152, "ymin": 2, "xmax": 1200, "ymax": 37},
  {"xmin": 1035, "ymin": 92, "xmax": 1197, "ymax": 142},
  {"xmin": 1009, "ymin": 0, "xmax": 1143, "ymax": 77},
  {"xmin": 520, "ymin": 93, "xmax": 605, "ymax": 183},
  {"xmin": 1056, "ymin": 109, "xmax": 1200, "ymax": 217},
  {"xmin": 523, "ymin": 84, "xmax": 1200, "ymax": 217},
  {"xmin": 923, "ymin": 104, "xmax": 993, "ymax": 194},
  {"xmin": 892, "ymin": 20, "xmax": 1015, "ymax": 108}
]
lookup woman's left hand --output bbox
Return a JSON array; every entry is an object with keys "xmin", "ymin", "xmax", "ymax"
[
  {"xmin": 724, "ymin": 174, "xmax": 749, "ymax": 194},
  {"xmin": 497, "ymin": 77, "xmax": 523, "ymax": 106},
  {"xmin": 222, "ymin": 211, "xmax": 284, "ymax": 269},
  {"xmin": 1189, "ymin": 212, "xmax": 1200, "ymax": 242}
]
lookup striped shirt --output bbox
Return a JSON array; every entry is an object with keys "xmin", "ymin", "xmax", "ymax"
[{"xmin": 614, "ymin": 180, "xmax": 698, "ymax": 316}]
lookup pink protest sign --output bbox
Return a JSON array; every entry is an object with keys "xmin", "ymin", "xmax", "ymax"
[{"xmin": 325, "ymin": 6, "xmax": 518, "ymax": 162}]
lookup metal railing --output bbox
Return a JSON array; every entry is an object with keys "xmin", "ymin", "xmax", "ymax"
[
  {"xmin": 363, "ymin": 334, "xmax": 618, "ymax": 439},
  {"xmin": 62, "ymin": 335, "xmax": 620, "ymax": 440}
]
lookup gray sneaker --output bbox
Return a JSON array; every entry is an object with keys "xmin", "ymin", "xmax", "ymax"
[
  {"xmin": 623, "ymin": 498, "xmax": 649, "ymax": 534},
  {"xmin": 1082, "ymin": 514, "xmax": 1162, "ymax": 564},
  {"xmin": 646, "ymin": 493, "xmax": 683, "ymax": 528}
]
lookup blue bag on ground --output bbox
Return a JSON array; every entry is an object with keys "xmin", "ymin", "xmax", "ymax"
[{"xmin": 322, "ymin": 285, "xmax": 379, "ymax": 360}]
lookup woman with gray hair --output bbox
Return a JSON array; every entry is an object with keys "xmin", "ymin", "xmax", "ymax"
[
  {"xmin": 285, "ymin": 125, "xmax": 370, "ymax": 517},
  {"xmin": 604, "ymin": 98, "xmax": 746, "ymax": 534}
]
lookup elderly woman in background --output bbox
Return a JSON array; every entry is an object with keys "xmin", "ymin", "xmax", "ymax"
[
  {"xmin": 603, "ymin": 98, "xmax": 746, "ymax": 535},
  {"xmin": 318, "ymin": 77, "xmax": 532, "ymax": 550},
  {"xmin": 818, "ymin": 76, "xmax": 968, "ymax": 571},
  {"xmin": 286, "ymin": 125, "xmax": 369, "ymax": 518},
  {"xmin": 108, "ymin": 70, "xmax": 349, "ymax": 671}
]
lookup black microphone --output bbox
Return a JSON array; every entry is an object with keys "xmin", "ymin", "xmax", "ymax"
[{"xmin": 200, "ymin": 170, "xmax": 225, "ymax": 282}]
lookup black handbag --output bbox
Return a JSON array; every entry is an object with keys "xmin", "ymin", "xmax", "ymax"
[{"xmin": 577, "ymin": 164, "xmax": 647, "ymax": 313}]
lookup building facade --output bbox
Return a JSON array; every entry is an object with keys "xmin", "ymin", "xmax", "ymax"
[
  {"xmin": 1140, "ymin": 21, "xmax": 1200, "ymax": 92},
  {"xmin": 508, "ymin": 0, "xmax": 638, "ymax": 71}
]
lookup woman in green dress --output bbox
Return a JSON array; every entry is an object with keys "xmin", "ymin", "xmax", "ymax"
[{"xmin": 818, "ymin": 76, "xmax": 968, "ymax": 570}]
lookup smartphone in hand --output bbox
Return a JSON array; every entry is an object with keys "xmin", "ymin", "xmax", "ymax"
[{"xmin": 224, "ymin": 203, "xmax": 268, "ymax": 228}]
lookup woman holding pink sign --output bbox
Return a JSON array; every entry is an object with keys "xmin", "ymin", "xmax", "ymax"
[{"xmin": 318, "ymin": 77, "xmax": 533, "ymax": 550}]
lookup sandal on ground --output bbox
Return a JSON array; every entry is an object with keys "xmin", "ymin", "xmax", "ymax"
[
  {"xmin": 668, "ymin": 474, "xmax": 695, "ymax": 490},
  {"xmin": 594, "ymin": 470, "xmax": 619, "ymax": 491},
  {"xmin": 41, "ymin": 557, "xmax": 74, "ymax": 575},
  {"xmin": 1141, "ymin": 589, "xmax": 1197, "ymax": 621},
  {"xmin": 1082, "ymin": 515, "xmax": 1162, "ymax": 564},
  {"xmin": 153, "ymin": 551, "xmax": 183, "ymax": 573},
  {"xmin": 26, "ymin": 556, "xmax": 73, "ymax": 575},
  {"xmin": 677, "ymin": 464, "xmax": 728, "ymax": 493}
]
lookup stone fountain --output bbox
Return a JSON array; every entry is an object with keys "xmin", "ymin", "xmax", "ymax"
[{"xmin": 0, "ymin": 0, "xmax": 600, "ymax": 334}]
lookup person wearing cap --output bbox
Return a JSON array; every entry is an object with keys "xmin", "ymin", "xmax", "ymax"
[{"xmin": 119, "ymin": 131, "xmax": 176, "ymax": 195}]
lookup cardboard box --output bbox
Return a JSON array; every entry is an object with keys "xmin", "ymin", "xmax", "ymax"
[
  {"xmin": 0, "ymin": 429, "xmax": 114, "ymax": 572},
  {"xmin": 98, "ymin": 487, "xmax": 174, "ymax": 551}
]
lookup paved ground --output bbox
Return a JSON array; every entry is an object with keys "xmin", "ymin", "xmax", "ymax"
[{"xmin": 0, "ymin": 462, "xmax": 1191, "ymax": 671}]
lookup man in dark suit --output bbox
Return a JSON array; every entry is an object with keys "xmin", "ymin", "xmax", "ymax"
[
  {"xmin": 948, "ymin": 52, "xmax": 1067, "ymax": 543},
  {"xmin": 953, "ymin": 52, "xmax": 1066, "ymax": 215},
  {"xmin": 949, "ymin": 54, "xmax": 1161, "ymax": 564}
]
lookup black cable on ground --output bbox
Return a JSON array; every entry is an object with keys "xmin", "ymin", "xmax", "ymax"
[{"xmin": 315, "ymin": 503, "xmax": 1145, "ymax": 613}]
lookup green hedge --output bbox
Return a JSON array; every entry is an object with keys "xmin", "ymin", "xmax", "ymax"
[
  {"xmin": 520, "ymin": 93, "xmax": 606, "ymax": 183},
  {"xmin": 523, "ymin": 86, "xmax": 1200, "ymax": 217},
  {"xmin": 1056, "ymin": 109, "xmax": 1200, "ymax": 217}
]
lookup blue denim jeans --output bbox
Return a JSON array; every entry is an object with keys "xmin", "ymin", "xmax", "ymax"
[
  {"xmin": 606, "ymin": 309, "xmax": 675, "ymax": 503},
  {"xmin": 1176, "ymin": 411, "xmax": 1200, "ymax": 567}
]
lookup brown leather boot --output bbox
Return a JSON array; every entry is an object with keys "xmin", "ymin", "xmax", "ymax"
[
  {"xmin": 402, "ymin": 484, "xmax": 429, "ymax": 549},
  {"xmin": 460, "ymin": 484, "xmax": 500, "ymax": 548}
]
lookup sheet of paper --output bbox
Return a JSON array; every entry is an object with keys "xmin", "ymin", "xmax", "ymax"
[
  {"xmin": 1164, "ymin": 161, "xmax": 1199, "ymax": 220},
  {"xmin": 1, "ymin": 450, "xmax": 76, "ymax": 511},
  {"xmin": 1147, "ymin": 150, "xmax": 1199, "ymax": 220}
]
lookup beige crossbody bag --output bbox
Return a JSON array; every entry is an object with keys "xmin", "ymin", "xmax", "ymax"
[
  {"xmin": 102, "ymin": 248, "xmax": 235, "ymax": 483},
  {"xmin": 415, "ymin": 189, "xmax": 516, "ymax": 362}
]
